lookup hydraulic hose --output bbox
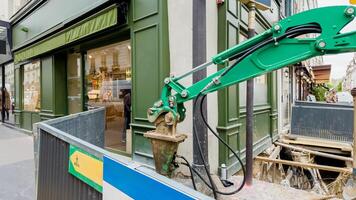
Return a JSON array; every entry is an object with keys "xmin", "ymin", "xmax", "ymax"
[
  {"xmin": 222, "ymin": 24, "xmax": 322, "ymax": 77},
  {"xmin": 182, "ymin": 23, "xmax": 323, "ymax": 199}
]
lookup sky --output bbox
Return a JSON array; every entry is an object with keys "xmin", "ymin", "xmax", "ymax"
[{"xmin": 317, "ymin": 0, "xmax": 356, "ymax": 80}]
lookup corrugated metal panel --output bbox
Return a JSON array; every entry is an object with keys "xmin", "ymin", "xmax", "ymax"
[
  {"xmin": 37, "ymin": 130, "xmax": 102, "ymax": 200},
  {"xmin": 291, "ymin": 101, "xmax": 354, "ymax": 142},
  {"xmin": 46, "ymin": 107, "xmax": 105, "ymax": 148}
]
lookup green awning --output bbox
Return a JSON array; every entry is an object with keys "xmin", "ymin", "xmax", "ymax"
[{"xmin": 14, "ymin": 7, "xmax": 118, "ymax": 63}]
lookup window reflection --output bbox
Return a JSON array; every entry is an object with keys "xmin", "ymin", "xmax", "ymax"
[
  {"xmin": 85, "ymin": 40, "xmax": 132, "ymax": 153},
  {"xmin": 4, "ymin": 63, "xmax": 15, "ymax": 123},
  {"xmin": 23, "ymin": 60, "xmax": 41, "ymax": 112}
]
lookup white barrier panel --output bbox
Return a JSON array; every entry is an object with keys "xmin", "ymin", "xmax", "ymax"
[{"xmin": 103, "ymin": 156, "xmax": 212, "ymax": 200}]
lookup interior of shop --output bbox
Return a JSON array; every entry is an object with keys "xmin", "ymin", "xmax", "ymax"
[{"xmin": 67, "ymin": 40, "xmax": 132, "ymax": 153}]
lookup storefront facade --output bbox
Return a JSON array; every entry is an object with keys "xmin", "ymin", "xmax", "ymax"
[
  {"xmin": 11, "ymin": 0, "xmax": 170, "ymax": 157},
  {"xmin": 11, "ymin": 0, "xmax": 295, "ymax": 175}
]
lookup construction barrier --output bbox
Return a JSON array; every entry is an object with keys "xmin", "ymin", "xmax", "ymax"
[
  {"xmin": 291, "ymin": 101, "xmax": 353, "ymax": 142},
  {"xmin": 33, "ymin": 108, "xmax": 211, "ymax": 200}
]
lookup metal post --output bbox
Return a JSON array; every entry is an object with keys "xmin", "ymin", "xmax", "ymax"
[
  {"xmin": 192, "ymin": 0, "xmax": 208, "ymax": 173},
  {"xmin": 246, "ymin": 1, "xmax": 256, "ymax": 186},
  {"xmin": 1, "ymin": 64, "xmax": 4, "ymax": 123}
]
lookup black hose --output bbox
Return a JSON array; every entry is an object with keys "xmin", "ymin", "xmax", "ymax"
[
  {"xmin": 182, "ymin": 24, "xmax": 323, "ymax": 198},
  {"xmin": 180, "ymin": 162, "xmax": 215, "ymax": 188},
  {"xmin": 200, "ymin": 94, "xmax": 246, "ymax": 195},
  {"xmin": 192, "ymin": 92, "xmax": 218, "ymax": 198},
  {"xmin": 176, "ymin": 155, "xmax": 197, "ymax": 190},
  {"xmin": 224, "ymin": 24, "xmax": 322, "ymax": 76}
]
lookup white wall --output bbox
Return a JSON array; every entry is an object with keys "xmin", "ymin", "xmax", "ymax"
[{"xmin": 168, "ymin": 0, "xmax": 219, "ymax": 174}]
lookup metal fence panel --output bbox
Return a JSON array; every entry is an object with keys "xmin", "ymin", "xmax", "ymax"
[
  {"xmin": 46, "ymin": 107, "xmax": 105, "ymax": 148},
  {"xmin": 37, "ymin": 130, "xmax": 102, "ymax": 200},
  {"xmin": 34, "ymin": 107, "xmax": 211, "ymax": 200},
  {"xmin": 291, "ymin": 101, "xmax": 354, "ymax": 142}
]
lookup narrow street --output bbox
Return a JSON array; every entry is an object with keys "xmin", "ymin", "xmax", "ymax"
[{"xmin": 0, "ymin": 125, "xmax": 35, "ymax": 200}]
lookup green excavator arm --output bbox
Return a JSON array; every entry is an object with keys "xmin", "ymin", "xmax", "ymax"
[{"xmin": 147, "ymin": 5, "xmax": 356, "ymax": 125}]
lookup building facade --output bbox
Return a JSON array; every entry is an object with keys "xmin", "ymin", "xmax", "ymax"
[
  {"xmin": 277, "ymin": 0, "xmax": 322, "ymax": 134},
  {"xmin": 8, "ymin": 0, "xmax": 308, "ymax": 175},
  {"xmin": 343, "ymin": 53, "xmax": 356, "ymax": 92}
]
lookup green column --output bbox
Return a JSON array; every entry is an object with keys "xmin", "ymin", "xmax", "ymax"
[
  {"xmin": 14, "ymin": 64, "xmax": 22, "ymax": 128},
  {"xmin": 131, "ymin": 0, "xmax": 170, "ymax": 163},
  {"xmin": 39, "ymin": 54, "xmax": 67, "ymax": 121}
]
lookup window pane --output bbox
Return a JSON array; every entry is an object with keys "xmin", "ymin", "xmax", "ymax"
[
  {"xmin": 67, "ymin": 53, "xmax": 82, "ymax": 114},
  {"xmin": 238, "ymin": 33, "xmax": 268, "ymax": 106},
  {"xmin": 23, "ymin": 60, "xmax": 40, "ymax": 112},
  {"xmin": 4, "ymin": 62, "xmax": 15, "ymax": 123},
  {"xmin": 85, "ymin": 40, "xmax": 132, "ymax": 153}
]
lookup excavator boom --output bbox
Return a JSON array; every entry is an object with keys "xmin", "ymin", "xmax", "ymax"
[{"xmin": 144, "ymin": 6, "xmax": 356, "ymax": 177}]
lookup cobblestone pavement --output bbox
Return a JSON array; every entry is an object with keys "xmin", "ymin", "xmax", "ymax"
[{"xmin": 0, "ymin": 124, "xmax": 35, "ymax": 200}]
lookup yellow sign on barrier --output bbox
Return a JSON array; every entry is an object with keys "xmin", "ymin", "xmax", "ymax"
[
  {"xmin": 350, "ymin": 0, "xmax": 356, "ymax": 5},
  {"xmin": 69, "ymin": 145, "xmax": 103, "ymax": 192}
]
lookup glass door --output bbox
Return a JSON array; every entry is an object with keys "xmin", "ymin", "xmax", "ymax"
[
  {"xmin": 84, "ymin": 40, "xmax": 132, "ymax": 153},
  {"xmin": 281, "ymin": 67, "xmax": 291, "ymax": 130},
  {"xmin": 67, "ymin": 53, "xmax": 83, "ymax": 114}
]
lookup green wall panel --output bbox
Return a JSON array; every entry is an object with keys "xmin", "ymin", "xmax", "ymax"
[
  {"xmin": 217, "ymin": 0, "xmax": 279, "ymax": 176},
  {"xmin": 39, "ymin": 54, "xmax": 67, "ymax": 122},
  {"xmin": 41, "ymin": 57, "xmax": 54, "ymax": 111},
  {"xmin": 133, "ymin": 0, "xmax": 158, "ymax": 21},
  {"xmin": 133, "ymin": 25, "xmax": 159, "ymax": 120},
  {"xmin": 22, "ymin": 112, "xmax": 32, "ymax": 130},
  {"xmin": 53, "ymin": 54, "xmax": 67, "ymax": 116},
  {"xmin": 131, "ymin": 0, "xmax": 170, "ymax": 163}
]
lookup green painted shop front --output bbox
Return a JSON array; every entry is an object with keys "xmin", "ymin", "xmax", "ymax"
[
  {"xmin": 12, "ymin": 0, "xmax": 170, "ymax": 158},
  {"xmin": 12, "ymin": 0, "xmax": 280, "ymax": 173}
]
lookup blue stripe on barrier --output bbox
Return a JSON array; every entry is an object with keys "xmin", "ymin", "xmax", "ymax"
[{"xmin": 103, "ymin": 156, "xmax": 195, "ymax": 200}]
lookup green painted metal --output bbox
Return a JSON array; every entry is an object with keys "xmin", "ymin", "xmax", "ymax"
[
  {"xmin": 12, "ymin": 0, "xmax": 113, "ymax": 48},
  {"xmin": 68, "ymin": 145, "xmax": 103, "ymax": 193},
  {"xmin": 148, "ymin": 6, "xmax": 356, "ymax": 125},
  {"xmin": 131, "ymin": 0, "xmax": 171, "ymax": 163},
  {"xmin": 39, "ymin": 54, "xmax": 67, "ymax": 122},
  {"xmin": 14, "ymin": 7, "xmax": 118, "ymax": 63}
]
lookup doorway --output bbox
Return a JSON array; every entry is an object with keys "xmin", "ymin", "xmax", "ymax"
[{"xmin": 1, "ymin": 62, "xmax": 15, "ymax": 125}]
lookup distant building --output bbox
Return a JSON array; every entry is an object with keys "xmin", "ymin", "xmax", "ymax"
[
  {"xmin": 278, "ymin": 0, "xmax": 321, "ymax": 134},
  {"xmin": 342, "ymin": 53, "xmax": 356, "ymax": 92}
]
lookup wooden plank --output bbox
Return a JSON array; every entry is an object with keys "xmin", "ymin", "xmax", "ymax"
[
  {"xmin": 280, "ymin": 136, "xmax": 352, "ymax": 152},
  {"xmin": 275, "ymin": 142, "xmax": 353, "ymax": 162},
  {"xmin": 255, "ymin": 156, "xmax": 352, "ymax": 174},
  {"xmin": 266, "ymin": 146, "xmax": 281, "ymax": 171}
]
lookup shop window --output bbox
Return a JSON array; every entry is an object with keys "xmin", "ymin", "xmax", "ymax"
[
  {"xmin": 67, "ymin": 53, "xmax": 83, "ymax": 114},
  {"xmin": 23, "ymin": 60, "xmax": 41, "ymax": 112},
  {"xmin": 85, "ymin": 40, "xmax": 132, "ymax": 153},
  {"xmin": 4, "ymin": 62, "xmax": 15, "ymax": 123}
]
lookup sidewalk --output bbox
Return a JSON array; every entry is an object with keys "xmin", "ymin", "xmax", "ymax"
[{"xmin": 0, "ymin": 124, "xmax": 35, "ymax": 200}]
